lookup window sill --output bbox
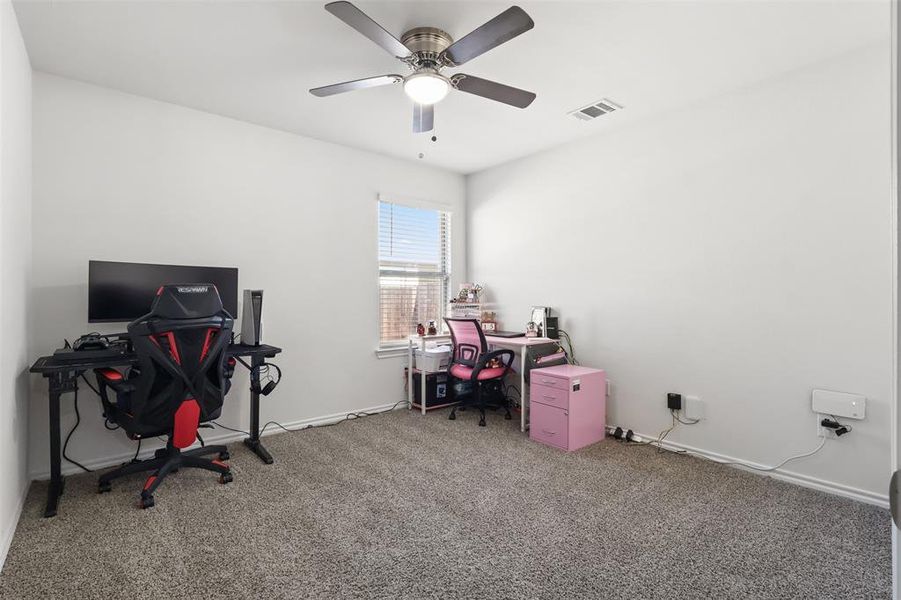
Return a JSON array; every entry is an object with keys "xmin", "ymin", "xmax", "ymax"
[{"xmin": 375, "ymin": 346, "xmax": 408, "ymax": 359}]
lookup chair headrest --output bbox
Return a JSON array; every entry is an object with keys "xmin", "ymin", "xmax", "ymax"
[{"xmin": 150, "ymin": 284, "xmax": 226, "ymax": 319}]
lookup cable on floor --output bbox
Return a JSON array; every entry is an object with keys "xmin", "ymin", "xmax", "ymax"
[
  {"xmin": 624, "ymin": 410, "xmax": 830, "ymax": 471},
  {"xmin": 213, "ymin": 399, "xmax": 410, "ymax": 439}
]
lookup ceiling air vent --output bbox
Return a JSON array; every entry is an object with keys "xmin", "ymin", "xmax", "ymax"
[{"xmin": 569, "ymin": 98, "xmax": 622, "ymax": 121}]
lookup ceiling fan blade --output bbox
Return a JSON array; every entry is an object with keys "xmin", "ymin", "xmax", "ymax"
[
  {"xmin": 310, "ymin": 74, "xmax": 402, "ymax": 97},
  {"xmin": 442, "ymin": 6, "xmax": 534, "ymax": 66},
  {"xmin": 413, "ymin": 103, "xmax": 434, "ymax": 133},
  {"xmin": 452, "ymin": 74, "xmax": 536, "ymax": 108},
  {"xmin": 325, "ymin": 1, "xmax": 410, "ymax": 58}
]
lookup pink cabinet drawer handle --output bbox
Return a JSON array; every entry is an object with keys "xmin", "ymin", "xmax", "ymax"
[
  {"xmin": 541, "ymin": 379, "xmax": 556, "ymax": 385},
  {"xmin": 542, "ymin": 395, "xmax": 557, "ymax": 401},
  {"xmin": 542, "ymin": 429, "xmax": 556, "ymax": 435}
]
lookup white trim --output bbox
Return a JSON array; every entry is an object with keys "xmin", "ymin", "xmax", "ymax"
[
  {"xmin": 377, "ymin": 192, "xmax": 454, "ymax": 213},
  {"xmin": 29, "ymin": 402, "xmax": 406, "ymax": 481},
  {"xmin": 375, "ymin": 346, "xmax": 407, "ymax": 359},
  {"xmin": 609, "ymin": 426, "xmax": 888, "ymax": 508},
  {"xmin": 0, "ymin": 480, "xmax": 30, "ymax": 572},
  {"xmin": 891, "ymin": 0, "xmax": 899, "ymax": 596}
]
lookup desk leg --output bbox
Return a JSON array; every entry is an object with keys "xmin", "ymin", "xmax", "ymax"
[
  {"xmin": 408, "ymin": 340, "xmax": 414, "ymax": 410},
  {"xmin": 44, "ymin": 378, "xmax": 65, "ymax": 518},
  {"xmin": 421, "ymin": 369, "xmax": 427, "ymax": 416},
  {"xmin": 243, "ymin": 355, "xmax": 274, "ymax": 464},
  {"xmin": 520, "ymin": 347, "xmax": 527, "ymax": 433}
]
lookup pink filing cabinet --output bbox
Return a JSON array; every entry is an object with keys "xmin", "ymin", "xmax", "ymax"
[{"xmin": 529, "ymin": 365, "xmax": 606, "ymax": 451}]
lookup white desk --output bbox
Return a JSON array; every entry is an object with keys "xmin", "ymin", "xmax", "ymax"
[{"xmin": 484, "ymin": 335, "xmax": 554, "ymax": 432}]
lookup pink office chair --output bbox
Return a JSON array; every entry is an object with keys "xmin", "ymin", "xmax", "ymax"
[{"xmin": 444, "ymin": 318, "xmax": 514, "ymax": 427}]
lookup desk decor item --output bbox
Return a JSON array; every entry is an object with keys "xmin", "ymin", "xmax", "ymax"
[
  {"xmin": 455, "ymin": 283, "xmax": 482, "ymax": 303},
  {"xmin": 481, "ymin": 311, "xmax": 498, "ymax": 332}
]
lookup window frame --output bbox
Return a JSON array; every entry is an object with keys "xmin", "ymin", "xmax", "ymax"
[{"xmin": 375, "ymin": 195, "xmax": 453, "ymax": 355}]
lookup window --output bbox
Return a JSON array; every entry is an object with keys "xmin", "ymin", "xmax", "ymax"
[{"xmin": 378, "ymin": 200, "xmax": 451, "ymax": 348}]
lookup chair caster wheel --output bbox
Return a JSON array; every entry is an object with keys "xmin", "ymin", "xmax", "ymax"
[
  {"xmin": 218, "ymin": 451, "xmax": 230, "ymax": 461},
  {"xmin": 140, "ymin": 494, "xmax": 155, "ymax": 509},
  {"xmin": 479, "ymin": 419, "xmax": 486, "ymax": 427},
  {"xmin": 505, "ymin": 413, "xmax": 512, "ymax": 420},
  {"xmin": 448, "ymin": 412, "xmax": 456, "ymax": 421},
  {"xmin": 98, "ymin": 481, "xmax": 111, "ymax": 494},
  {"xmin": 219, "ymin": 472, "xmax": 233, "ymax": 484},
  {"xmin": 154, "ymin": 448, "xmax": 166, "ymax": 459}
]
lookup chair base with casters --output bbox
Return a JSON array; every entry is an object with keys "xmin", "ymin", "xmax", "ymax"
[
  {"xmin": 444, "ymin": 318, "xmax": 515, "ymax": 427},
  {"xmin": 448, "ymin": 378, "xmax": 512, "ymax": 427},
  {"xmin": 97, "ymin": 440, "xmax": 233, "ymax": 509}
]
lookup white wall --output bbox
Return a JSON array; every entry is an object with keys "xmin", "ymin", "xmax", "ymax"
[
  {"xmin": 468, "ymin": 43, "xmax": 893, "ymax": 502},
  {"xmin": 29, "ymin": 73, "xmax": 466, "ymax": 477},
  {"xmin": 0, "ymin": 0, "xmax": 31, "ymax": 567}
]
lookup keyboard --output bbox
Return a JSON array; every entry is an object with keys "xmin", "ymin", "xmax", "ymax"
[{"xmin": 486, "ymin": 331, "xmax": 525, "ymax": 338}]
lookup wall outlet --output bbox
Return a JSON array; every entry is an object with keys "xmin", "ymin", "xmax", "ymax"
[
  {"xmin": 816, "ymin": 413, "xmax": 837, "ymax": 439},
  {"xmin": 606, "ymin": 380, "xmax": 613, "ymax": 398},
  {"xmin": 683, "ymin": 395, "xmax": 704, "ymax": 420}
]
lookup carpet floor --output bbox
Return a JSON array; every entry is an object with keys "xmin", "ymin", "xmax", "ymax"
[{"xmin": 0, "ymin": 408, "xmax": 891, "ymax": 599}]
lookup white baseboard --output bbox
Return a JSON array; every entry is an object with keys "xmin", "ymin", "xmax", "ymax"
[
  {"xmin": 0, "ymin": 480, "xmax": 30, "ymax": 573},
  {"xmin": 607, "ymin": 426, "xmax": 888, "ymax": 508},
  {"xmin": 29, "ymin": 401, "xmax": 405, "ymax": 481}
]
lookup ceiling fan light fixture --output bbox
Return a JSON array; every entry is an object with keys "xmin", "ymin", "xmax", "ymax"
[{"xmin": 403, "ymin": 71, "xmax": 451, "ymax": 105}]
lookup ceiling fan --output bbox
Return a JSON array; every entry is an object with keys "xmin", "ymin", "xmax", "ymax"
[{"xmin": 310, "ymin": 2, "xmax": 537, "ymax": 133}]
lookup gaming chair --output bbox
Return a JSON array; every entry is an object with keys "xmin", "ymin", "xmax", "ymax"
[
  {"xmin": 445, "ymin": 318, "xmax": 514, "ymax": 427},
  {"xmin": 95, "ymin": 284, "xmax": 236, "ymax": 509}
]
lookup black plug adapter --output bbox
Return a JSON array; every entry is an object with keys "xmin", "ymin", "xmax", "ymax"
[{"xmin": 667, "ymin": 393, "xmax": 682, "ymax": 411}]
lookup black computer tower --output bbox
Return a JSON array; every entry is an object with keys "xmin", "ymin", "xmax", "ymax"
[{"xmin": 412, "ymin": 371, "xmax": 451, "ymax": 408}]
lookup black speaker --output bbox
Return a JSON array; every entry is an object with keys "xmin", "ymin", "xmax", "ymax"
[{"xmin": 545, "ymin": 316, "xmax": 559, "ymax": 339}]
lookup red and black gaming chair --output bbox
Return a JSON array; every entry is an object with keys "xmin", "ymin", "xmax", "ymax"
[
  {"xmin": 445, "ymin": 318, "xmax": 514, "ymax": 427},
  {"xmin": 95, "ymin": 284, "xmax": 237, "ymax": 509}
]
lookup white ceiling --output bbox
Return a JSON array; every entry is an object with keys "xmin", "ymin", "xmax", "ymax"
[{"xmin": 13, "ymin": 0, "xmax": 890, "ymax": 173}]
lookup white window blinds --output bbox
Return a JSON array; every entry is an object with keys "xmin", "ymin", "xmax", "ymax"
[{"xmin": 378, "ymin": 200, "xmax": 451, "ymax": 347}]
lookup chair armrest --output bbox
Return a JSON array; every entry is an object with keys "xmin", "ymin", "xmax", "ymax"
[{"xmin": 473, "ymin": 349, "xmax": 515, "ymax": 379}]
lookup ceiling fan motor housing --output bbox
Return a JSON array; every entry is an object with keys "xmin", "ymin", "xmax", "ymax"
[{"xmin": 401, "ymin": 27, "xmax": 454, "ymax": 67}]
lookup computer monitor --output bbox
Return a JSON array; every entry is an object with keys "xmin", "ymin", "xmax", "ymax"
[{"xmin": 88, "ymin": 260, "xmax": 239, "ymax": 323}]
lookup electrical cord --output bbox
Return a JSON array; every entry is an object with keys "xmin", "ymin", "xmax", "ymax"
[
  {"xmin": 693, "ymin": 437, "xmax": 828, "ymax": 472},
  {"xmin": 211, "ymin": 421, "xmax": 250, "ymax": 436},
  {"xmin": 214, "ymin": 399, "xmax": 410, "ymax": 437},
  {"xmin": 672, "ymin": 409, "xmax": 701, "ymax": 425},
  {"xmin": 62, "ymin": 388, "xmax": 93, "ymax": 473},
  {"xmin": 625, "ymin": 413, "xmax": 678, "ymax": 451},
  {"xmin": 558, "ymin": 330, "xmax": 579, "ymax": 365},
  {"xmin": 131, "ymin": 438, "xmax": 142, "ymax": 463},
  {"xmin": 625, "ymin": 410, "xmax": 830, "ymax": 471}
]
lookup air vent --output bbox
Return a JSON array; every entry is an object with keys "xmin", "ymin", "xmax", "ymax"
[{"xmin": 569, "ymin": 98, "xmax": 623, "ymax": 121}]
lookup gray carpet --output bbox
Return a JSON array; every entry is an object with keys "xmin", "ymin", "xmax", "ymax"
[{"xmin": 0, "ymin": 408, "xmax": 891, "ymax": 599}]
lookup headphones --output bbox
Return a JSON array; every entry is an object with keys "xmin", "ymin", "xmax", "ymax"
[{"xmin": 251, "ymin": 362, "xmax": 282, "ymax": 396}]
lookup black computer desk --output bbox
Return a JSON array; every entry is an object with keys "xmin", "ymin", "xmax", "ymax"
[{"xmin": 30, "ymin": 342, "xmax": 282, "ymax": 518}]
